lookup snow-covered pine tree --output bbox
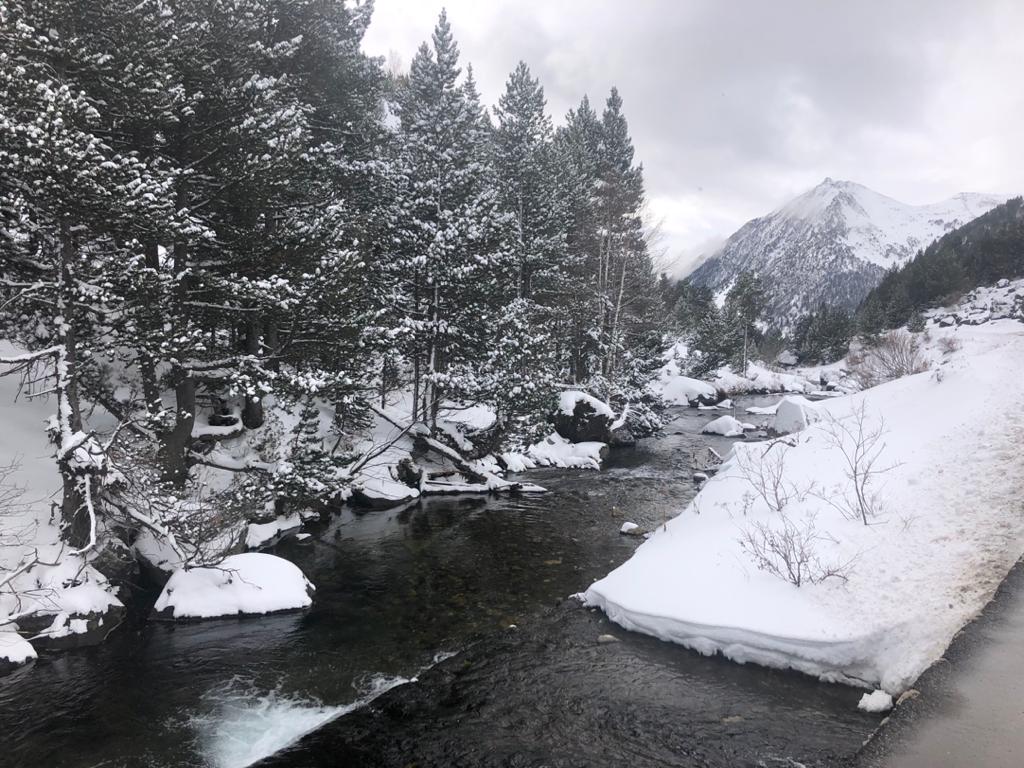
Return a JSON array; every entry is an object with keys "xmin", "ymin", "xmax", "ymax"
[
  {"xmin": 554, "ymin": 89, "xmax": 664, "ymax": 420},
  {"xmin": 390, "ymin": 11, "xmax": 514, "ymax": 427},
  {"xmin": 0, "ymin": 1, "xmax": 177, "ymax": 547}
]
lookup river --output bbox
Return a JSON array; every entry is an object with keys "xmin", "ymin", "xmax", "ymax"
[{"xmin": 0, "ymin": 401, "xmax": 884, "ymax": 768}]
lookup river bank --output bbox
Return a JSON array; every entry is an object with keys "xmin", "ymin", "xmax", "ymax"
[{"xmin": 0, "ymin": 400, "xmax": 892, "ymax": 768}]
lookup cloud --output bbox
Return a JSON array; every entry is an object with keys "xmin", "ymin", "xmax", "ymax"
[{"xmin": 363, "ymin": 0, "xmax": 1024, "ymax": 273}]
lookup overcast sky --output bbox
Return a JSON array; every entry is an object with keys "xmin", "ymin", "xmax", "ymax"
[{"xmin": 362, "ymin": 0, "xmax": 1024, "ymax": 276}]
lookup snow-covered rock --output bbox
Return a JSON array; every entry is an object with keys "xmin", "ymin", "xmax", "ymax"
[
  {"xmin": 245, "ymin": 513, "xmax": 303, "ymax": 549},
  {"xmin": 620, "ymin": 522, "xmax": 640, "ymax": 535},
  {"xmin": 657, "ymin": 374, "xmax": 720, "ymax": 407},
  {"xmin": 858, "ymin": 690, "xmax": 894, "ymax": 713},
  {"xmin": 0, "ymin": 630, "xmax": 36, "ymax": 674},
  {"xmin": 526, "ymin": 433, "xmax": 607, "ymax": 470},
  {"xmin": 584, "ymin": 318, "xmax": 1024, "ymax": 694},
  {"xmin": 701, "ymin": 415, "xmax": 755, "ymax": 438},
  {"xmin": 773, "ymin": 396, "xmax": 822, "ymax": 435},
  {"xmin": 153, "ymin": 553, "xmax": 314, "ymax": 620},
  {"xmin": 553, "ymin": 391, "xmax": 616, "ymax": 443}
]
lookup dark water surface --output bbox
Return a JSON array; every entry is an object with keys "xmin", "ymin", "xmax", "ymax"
[{"xmin": 0, "ymin": 401, "xmax": 882, "ymax": 768}]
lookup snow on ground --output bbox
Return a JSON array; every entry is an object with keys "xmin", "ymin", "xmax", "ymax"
[
  {"xmin": 585, "ymin": 313, "xmax": 1024, "ymax": 694},
  {"xmin": 652, "ymin": 338, "xmax": 855, "ymax": 407},
  {"xmin": 153, "ymin": 553, "xmax": 314, "ymax": 620},
  {"xmin": 711, "ymin": 362, "xmax": 817, "ymax": 395}
]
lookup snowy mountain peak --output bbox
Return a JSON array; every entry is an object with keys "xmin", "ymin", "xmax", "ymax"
[{"xmin": 689, "ymin": 181, "xmax": 1010, "ymax": 327}]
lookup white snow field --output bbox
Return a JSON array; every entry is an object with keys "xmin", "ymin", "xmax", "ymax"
[
  {"xmin": 586, "ymin": 306, "xmax": 1024, "ymax": 694},
  {"xmin": 153, "ymin": 553, "xmax": 314, "ymax": 619}
]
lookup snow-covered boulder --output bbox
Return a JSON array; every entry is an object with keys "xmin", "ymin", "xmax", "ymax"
[
  {"xmin": 658, "ymin": 375, "xmax": 720, "ymax": 407},
  {"xmin": 153, "ymin": 553, "xmax": 314, "ymax": 620},
  {"xmin": 3, "ymin": 551, "xmax": 125, "ymax": 650},
  {"xmin": 773, "ymin": 396, "xmax": 821, "ymax": 435},
  {"xmin": 528, "ymin": 433, "xmax": 607, "ymax": 470},
  {"xmin": 350, "ymin": 474, "xmax": 420, "ymax": 510},
  {"xmin": 858, "ymin": 690, "xmax": 894, "ymax": 713},
  {"xmin": 553, "ymin": 391, "xmax": 615, "ymax": 443},
  {"xmin": 0, "ymin": 631, "xmax": 36, "ymax": 675},
  {"xmin": 245, "ymin": 513, "xmax": 303, "ymax": 549},
  {"xmin": 776, "ymin": 349, "xmax": 799, "ymax": 367},
  {"xmin": 701, "ymin": 415, "xmax": 755, "ymax": 437}
]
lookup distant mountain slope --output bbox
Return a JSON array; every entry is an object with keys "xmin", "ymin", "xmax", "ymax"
[
  {"xmin": 689, "ymin": 178, "xmax": 1008, "ymax": 327},
  {"xmin": 859, "ymin": 196, "xmax": 1024, "ymax": 331}
]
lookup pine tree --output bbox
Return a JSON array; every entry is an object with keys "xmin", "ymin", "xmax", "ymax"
[{"xmin": 390, "ymin": 11, "xmax": 513, "ymax": 426}]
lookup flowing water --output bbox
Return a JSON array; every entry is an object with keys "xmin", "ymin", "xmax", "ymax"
[{"xmin": 0, "ymin": 401, "xmax": 883, "ymax": 768}]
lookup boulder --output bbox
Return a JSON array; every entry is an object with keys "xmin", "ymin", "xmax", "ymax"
[
  {"xmin": 22, "ymin": 605, "xmax": 125, "ymax": 651},
  {"xmin": 552, "ymin": 391, "xmax": 614, "ymax": 443},
  {"xmin": 152, "ymin": 553, "xmax": 314, "ymax": 620},
  {"xmin": 775, "ymin": 349, "xmax": 799, "ymax": 367},
  {"xmin": 0, "ymin": 631, "xmax": 36, "ymax": 676},
  {"xmin": 701, "ymin": 415, "xmax": 755, "ymax": 437},
  {"xmin": 609, "ymin": 424, "xmax": 636, "ymax": 447},
  {"xmin": 773, "ymin": 396, "xmax": 821, "ymax": 435}
]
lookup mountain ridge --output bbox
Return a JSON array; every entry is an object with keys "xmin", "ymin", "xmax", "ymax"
[{"xmin": 689, "ymin": 178, "xmax": 1009, "ymax": 327}]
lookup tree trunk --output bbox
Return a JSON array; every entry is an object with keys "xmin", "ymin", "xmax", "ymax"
[
  {"xmin": 56, "ymin": 228, "xmax": 89, "ymax": 546},
  {"xmin": 160, "ymin": 373, "xmax": 195, "ymax": 486},
  {"xmin": 241, "ymin": 320, "xmax": 264, "ymax": 429},
  {"xmin": 139, "ymin": 241, "xmax": 161, "ymax": 412}
]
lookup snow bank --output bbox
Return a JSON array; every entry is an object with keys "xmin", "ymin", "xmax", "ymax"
[
  {"xmin": 713, "ymin": 362, "xmax": 816, "ymax": 395},
  {"xmin": 585, "ymin": 319, "xmax": 1024, "ymax": 693},
  {"xmin": 154, "ymin": 553, "xmax": 314, "ymax": 620},
  {"xmin": 701, "ymin": 415, "xmax": 755, "ymax": 438},
  {"xmin": 773, "ymin": 396, "xmax": 821, "ymax": 434}
]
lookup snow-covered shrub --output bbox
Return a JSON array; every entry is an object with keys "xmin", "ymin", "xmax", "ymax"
[
  {"xmin": 735, "ymin": 440, "xmax": 809, "ymax": 514},
  {"xmin": 937, "ymin": 335, "xmax": 962, "ymax": 355},
  {"xmin": 815, "ymin": 403, "xmax": 893, "ymax": 526},
  {"xmin": 738, "ymin": 511, "xmax": 853, "ymax": 588},
  {"xmin": 850, "ymin": 330, "xmax": 928, "ymax": 389}
]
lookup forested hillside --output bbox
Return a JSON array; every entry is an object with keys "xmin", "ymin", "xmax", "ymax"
[
  {"xmin": 859, "ymin": 197, "xmax": 1024, "ymax": 331},
  {"xmin": 0, "ymin": 2, "xmax": 663, "ymax": 555}
]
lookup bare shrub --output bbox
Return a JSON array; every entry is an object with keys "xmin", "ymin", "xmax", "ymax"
[
  {"xmin": 738, "ymin": 511, "xmax": 854, "ymax": 587},
  {"xmin": 937, "ymin": 336, "xmax": 962, "ymax": 355},
  {"xmin": 735, "ymin": 439, "xmax": 811, "ymax": 515},
  {"xmin": 815, "ymin": 402, "xmax": 896, "ymax": 525},
  {"xmin": 852, "ymin": 330, "xmax": 928, "ymax": 389}
]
